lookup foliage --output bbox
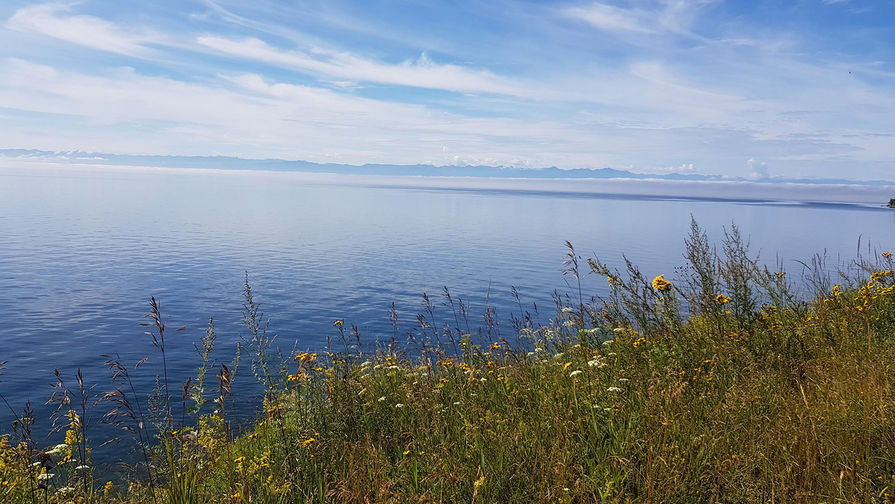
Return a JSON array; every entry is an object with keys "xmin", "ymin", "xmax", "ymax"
[{"xmin": 2, "ymin": 223, "xmax": 895, "ymax": 503}]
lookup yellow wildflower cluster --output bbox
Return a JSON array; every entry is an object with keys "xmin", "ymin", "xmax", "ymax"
[
  {"xmin": 633, "ymin": 337, "xmax": 648, "ymax": 348},
  {"xmin": 295, "ymin": 352, "xmax": 318, "ymax": 363},
  {"xmin": 870, "ymin": 270, "xmax": 894, "ymax": 281},
  {"xmin": 652, "ymin": 275, "xmax": 673, "ymax": 292},
  {"xmin": 715, "ymin": 294, "xmax": 731, "ymax": 304}
]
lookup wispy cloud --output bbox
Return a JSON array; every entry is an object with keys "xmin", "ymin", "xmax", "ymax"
[
  {"xmin": 196, "ymin": 36, "xmax": 525, "ymax": 96},
  {"xmin": 562, "ymin": 2, "xmax": 657, "ymax": 34},
  {"xmin": 6, "ymin": 3, "xmax": 161, "ymax": 57},
  {"xmin": 562, "ymin": 0, "xmax": 714, "ymax": 37}
]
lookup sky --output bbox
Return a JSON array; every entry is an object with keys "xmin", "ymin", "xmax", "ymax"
[{"xmin": 0, "ymin": 0, "xmax": 893, "ymax": 180}]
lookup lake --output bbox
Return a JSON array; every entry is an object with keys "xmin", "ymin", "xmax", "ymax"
[{"xmin": 1, "ymin": 162, "xmax": 894, "ymax": 453}]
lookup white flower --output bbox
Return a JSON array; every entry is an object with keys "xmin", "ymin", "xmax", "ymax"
[
  {"xmin": 388, "ymin": 365, "xmax": 400, "ymax": 370},
  {"xmin": 395, "ymin": 403, "xmax": 405, "ymax": 409},
  {"xmin": 602, "ymin": 339, "xmax": 614, "ymax": 346},
  {"xmin": 606, "ymin": 386, "xmax": 623, "ymax": 393},
  {"xmin": 569, "ymin": 370, "xmax": 583, "ymax": 378},
  {"xmin": 563, "ymin": 321, "xmax": 575, "ymax": 328},
  {"xmin": 553, "ymin": 352, "xmax": 564, "ymax": 359},
  {"xmin": 561, "ymin": 307, "xmax": 574, "ymax": 314},
  {"xmin": 37, "ymin": 473, "xmax": 54, "ymax": 481},
  {"xmin": 618, "ymin": 378, "xmax": 629, "ymax": 383},
  {"xmin": 75, "ymin": 465, "xmax": 90, "ymax": 471},
  {"xmin": 452, "ymin": 401, "xmax": 461, "ymax": 406},
  {"xmin": 587, "ymin": 358, "xmax": 606, "ymax": 368},
  {"xmin": 57, "ymin": 486, "xmax": 75, "ymax": 494},
  {"xmin": 377, "ymin": 396, "xmax": 386, "ymax": 402}
]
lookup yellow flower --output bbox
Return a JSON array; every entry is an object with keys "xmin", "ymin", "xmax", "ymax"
[
  {"xmin": 832, "ymin": 284, "xmax": 842, "ymax": 296},
  {"xmin": 883, "ymin": 251, "xmax": 892, "ymax": 259},
  {"xmin": 300, "ymin": 437, "xmax": 315, "ymax": 447},
  {"xmin": 563, "ymin": 362, "xmax": 572, "ymax": 371},
  {"xmin": 103, "ymin": 481, "xmax": 114, "ymax": 497},
  {"xmin": 233, "ymin": 456, "xmax": 246, "ymax": 463},
  {"xmin": 333, "ymin": 319, "xmax": 344, "ymax": 327},
  {"xmin": 489, "ymin": 342, "xmax": 501, "ymax": 350},
  {"xmin": 652, "ymin": 274, "xmax": 673, "ymax": 292},
  {"xmin": 715, "ymin": 294, "xmax": 730, "ymax": 304},
  {"xmin": 294, "ymin": 352, "xmax": 318, "ymax": 362}
]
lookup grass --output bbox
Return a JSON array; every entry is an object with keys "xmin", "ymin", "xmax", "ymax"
[{"xmin": 2, "ymin": 220, "xmax": 895, "ymax": 503}]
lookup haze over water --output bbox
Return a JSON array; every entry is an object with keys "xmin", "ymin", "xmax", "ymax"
[{"xmin": 1, "ymin": 164, "xmax": 894, "ymax": 439}]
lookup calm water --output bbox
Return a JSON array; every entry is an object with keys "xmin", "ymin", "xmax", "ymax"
[{"xmin": 1, "ymin": 165, "xmax": 894, "ymax": 456}]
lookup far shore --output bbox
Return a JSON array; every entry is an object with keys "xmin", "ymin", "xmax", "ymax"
[{"xmin": 3, "ymin": 158, "xmax": 895, "ymax": 206}]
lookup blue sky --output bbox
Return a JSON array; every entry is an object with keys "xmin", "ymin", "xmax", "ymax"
[{"xmin": 0, "ymin": 0, "xmax": 893, "ymax": 179}]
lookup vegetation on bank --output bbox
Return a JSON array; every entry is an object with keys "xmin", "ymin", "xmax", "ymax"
[{"xmin": 2, "ymin": 220, "xmax": 895, "ymax": 503}]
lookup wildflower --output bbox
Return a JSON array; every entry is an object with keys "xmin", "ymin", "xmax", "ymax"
[
  {"xmin": 652, "ymin": 274, "xmax": 673, "ymax": 292},
  {"xmin": 377, "ymin": 396, "xmax": 386, "ymax": 402},
  {"xmin": 832, "ymin": 284, "xmax": 842, "ymax": 296},
  {"xmin": 569, "ymin": 370, "xmax": 583, "ymax": 378},
  {"xmin": 395, "ymin": 403, "xmax": 405, "ymax": 409},
  {"xmin": 602, "ymin": 339, "xmax": 614, "ymax": 346},
  {"xmin": 587, "ymin": 358, "xmax": 606, "ymax": 368},
  {"xmin": 333, "ymin": 319, "xmax": 344, "ymax": 327},
  {"xmin": 607, "ymin": 274, "xmax": 619, "ymax": 285},
  {"xmin": 715, "ymin": 294, "xmax": 731, "ymax": 304},
  {"xmin": 489, "ymin": 342, "xmax": 501, "ymax": 350},
  {"xmin": 883, "ymin": 251, "xmax": 892, "ymax": 259},
  {"xmin": 403, "ymin": 449, "xmax": 411, "ymax": 456},
  {"xmin": 633, "ymin": 337, "xmax": 647, "ymax": 348},
  {"xmin": 75, "ymin": 465, "xmax": 90, "ymax": 471},
  {"xmin": 563, "ymin": 362, "xmax": 572, "ymax": 371},
  {"xmin": 103, "ymin": 481, "xmax": 115, "ymax": 497},
  {"xmin": 606, "ymin": 386, "xmax": 623, "ymax": 393},
  {"xmin": 300, "ymin": 437, "xmax": 315, "ymax": 447},
  {"xmin": 36, "ymin": 473, "xmax": 54, "ymax": 481}
]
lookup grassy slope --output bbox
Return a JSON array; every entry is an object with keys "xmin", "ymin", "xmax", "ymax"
[{"xmin": 2, "ymin": 225, "xmax": 895, "ymax": 503}]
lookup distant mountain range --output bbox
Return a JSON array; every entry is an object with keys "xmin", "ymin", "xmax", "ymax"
[{"xmin": 2, "ymin": 148, "xmax": 893, "ymax": 187}]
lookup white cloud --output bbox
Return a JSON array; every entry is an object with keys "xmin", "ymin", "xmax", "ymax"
[
  {"xmin": 562, "ymin": 1, "xmax": 714, "ymax": 37},
  {"xmin": 196, "ymin": 36, "xmax": 525, "ymax": 96},
  {"xmin": 6, "ymin": 3, "xmax": 161, "ymax": 57},
  {"xmin": 563, "ymin": 2, "xmax": 656, "ymax": 34}
]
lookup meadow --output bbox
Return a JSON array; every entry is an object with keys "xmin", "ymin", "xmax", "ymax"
[{"xmin": 2, "ymin": 220, "xmax": 895, "ymax": 503}]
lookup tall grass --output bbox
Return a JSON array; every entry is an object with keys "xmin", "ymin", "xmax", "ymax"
[{"xmin": 2, "ymin": 221, "xmax": 895, "ymax": 503}]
